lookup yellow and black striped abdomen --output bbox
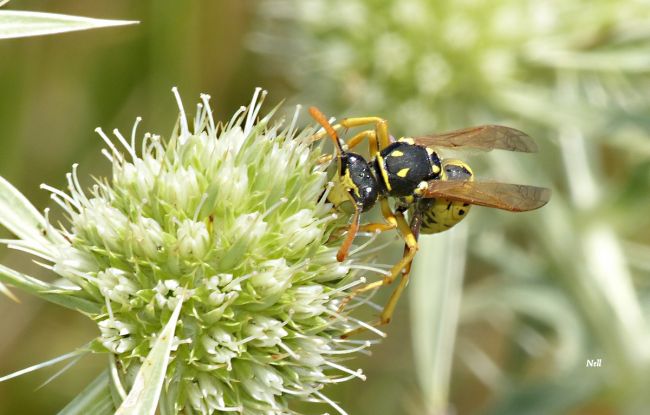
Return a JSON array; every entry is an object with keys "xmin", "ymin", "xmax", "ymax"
[
  {"xmin": 420, "ymin": 198, "xmax": 471, "ymax": 234},
  {"xmin": 420, "ymin": 159, "xmax": 473, "ymax": 234}
]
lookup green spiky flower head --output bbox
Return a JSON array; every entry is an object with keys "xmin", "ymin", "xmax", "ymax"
[{"xmin": 0, "ymin": 89, "xmax": 381, "ymax": 414}]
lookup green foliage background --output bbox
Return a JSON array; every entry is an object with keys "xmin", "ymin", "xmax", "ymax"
[{"xmin": 1, "ymin": 1, "xmax": 650, "ymax": 414}]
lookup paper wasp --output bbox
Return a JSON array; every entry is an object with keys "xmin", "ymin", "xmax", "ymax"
[{"xmin": 308, "ymin": 107, "xmax": 550, "ymax": 336}]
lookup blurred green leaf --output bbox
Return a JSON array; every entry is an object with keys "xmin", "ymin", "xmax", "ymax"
[
  {"xmin": 462, "ymin": 280, "xmax": 586, "ymax": 371},
  {"xmin": 410, "ymin": 227, "xmax": 468, "ymax": 414},
  {"xmin": 483, "ymin": 372, "xmax": 600, "ymax": 415},
  {"xmin": 58, "ymin": 370, "xmax": 114, "ymax": 415},
  {"xmin": 0, "ymin": 10, "xmax": 137, "ymax": 40}
]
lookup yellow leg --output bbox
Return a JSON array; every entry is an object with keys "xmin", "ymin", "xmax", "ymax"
[
  {"xmin": 336, "ymin": 278, "xmax": 385, "ymax": 316},
  {"xmin": 338, "ymin": 199, "xmax": 400, "ymax": 296},
  {"xmin": 383, "ymin": 210, "xmax": 418, "ymax": 285},
  {"xmin": 309, "ymin": 123, "xmax": 344, "ymax": 143},
  {"xmin": 380, "ymin": 198, "xmax": 398, "ymax": 228},
  {"xmin": 343, "ymin": 198, "xmax": 397, "ymax": 235},
  {"xmin": 345, "ymin": 130, "xmax": 377, "ymax": 155},
  {"xmin": 328, "ymin": 220, "xmax": 395, "ymax": 243},
  {"xmin": 341, "ymin": 210, "xmax": 419, "ymax": 338},
  {"xmin": 334, "ymin": 198, "xmax": 397, "ymax": 261},
  {"xmin": 314, "ymin": 128, "xmax": 378, "ymax": 155},
  {"xmin": 400, "ymin": 206, "xmax": 424, "ymax": 279},
  {"xmin": 340, "ymin": 116, "xmax": 391, "ymax": 151},
  {"xmin": 316, "ymin": 154, "xmax": 334, "ymax": 165},
  {"xmin": 309, "ymin": 112, "xmax": 392, "ymax": 156},
  {"xmin": 335, "ymin": 199, "xmax": 398, "ymax": 313}
]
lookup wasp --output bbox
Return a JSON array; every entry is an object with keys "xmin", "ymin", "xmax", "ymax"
[{"xmin": 308, "ymin": 107, "xmax": 550, "ymax": 337}]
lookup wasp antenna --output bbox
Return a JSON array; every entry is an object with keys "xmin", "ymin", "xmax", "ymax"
[{"xmin": 309, "ymin": 106, "xmax": 344, "ymax": 156}]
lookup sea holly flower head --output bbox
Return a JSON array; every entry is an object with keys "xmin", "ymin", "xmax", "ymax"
[{"xmin": 0, "ymin": 88, "xmax": 383, "ymax": 414}]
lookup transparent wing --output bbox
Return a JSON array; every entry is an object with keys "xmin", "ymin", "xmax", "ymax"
[
  {"xmin": 423, "ymin": 180, "xmax": 551, "ymax": 212},
  {"xmin": 413, "ymin": 125, "xmax": 539, "ymax": 153}
]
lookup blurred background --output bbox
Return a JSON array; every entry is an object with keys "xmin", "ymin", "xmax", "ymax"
[{"xmin": 1, "ymin": 0, "xmax": 650, "ymax": 414}]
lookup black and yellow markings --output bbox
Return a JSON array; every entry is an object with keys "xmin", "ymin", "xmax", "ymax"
[
  {"xmin": 341, "ymin": 167, "xmax": 361, "ymax": 198},
  {"xmin": 402, "ymin": 195, "xmax": 415, "ymax": 204},
  {"xmin": 420, "ymin": 198, "xmax": 473, "ymax": 234},
  {"xmin": 420, "ymin": 160, "xmax": 474, "ymax": 234},
  {"xmin": 413, "ymin": 181, "xmax": 428, "ymax": 196},
  {"xmin": 426, "ymin": 148, "xmax": 442, "ymax": 174},
  {"xmin": 308, "ymin": 107, "xmax": 550, "ymax": 338},
  {"xmin": 375, "ymin": 153, "xmax": 392, "ymax": 191},
  {"xmin": 380, "ymin": 141, "xmax": 440, "ymax": 197}
]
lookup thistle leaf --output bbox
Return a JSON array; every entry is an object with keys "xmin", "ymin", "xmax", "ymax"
[
  {"xmin": 0, "ymin": 10, "xmax": 137, "ymax": 40},
  {"xmin": 0, "ymin": 176, "xmax": 62, "ymax": 247},
  {"xmin": 0, "ymin": 264, "xmax": 100, "ymax": 314},
  {"xmin": 115, "ymin": 296, "xmax": 184, "ymax": 415}
]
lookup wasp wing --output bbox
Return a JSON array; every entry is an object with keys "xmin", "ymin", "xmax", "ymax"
[
  {"xmin": 413, "ymin": 125, "xmax": 538, "ymax": 153},
  {"xmin": 423, "ymin": 181, "xmax": 551, "ymax": 212}
]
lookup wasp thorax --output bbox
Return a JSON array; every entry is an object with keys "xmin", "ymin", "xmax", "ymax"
[{"xmin": 375, "ymin": 140, "xmax": 442, "ymax": 197}]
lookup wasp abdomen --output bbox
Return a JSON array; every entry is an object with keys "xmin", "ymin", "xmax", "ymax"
[{"xmin": 420, "ymin": 160, "xmax": 474, "ymax": 234}]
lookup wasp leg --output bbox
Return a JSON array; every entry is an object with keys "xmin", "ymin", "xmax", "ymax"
[
  {"xmin": 378, "ymin": 205, "xmax": 419, "ymax": 287},
  {"xmin": 336, "ymin": 197, "xmax": 399, "ymax": 308},
  {"xmin": 341, "ymin": 210, "xmax": 419, "ymax": 338},
  {"xmin": 400, "ymin": 206, "xmax": 423, "ymax": 278},
  {"xmin": 329, "ymin": 220, "xmax": 395, "ymax": 242},
  {"xmin": 335, "ymin": 271, "xmax": 387, "ymax": 321},
  {"xmin": 310, "ymin": 113, "xmax": 390, "ymax": 155},
  {"xmin": 350, "ymin": 198, "xmax": 398, "ymax": 234},
  {"xmin": 375, "ymin": 209, "xmax": 422, "ymax": 322},
  {"xmin": 337, "ymin": 201, "xmax": 363, "ymax": 262},
  {"xmin": 357, "ymin": 222, "xmax": 395, "ymax": 233},
  {"xmin": 309, "ymin": 123, "xmax": 344, "ymax": 143},
  {"xmin": 316, "ymin": 154, "xmax": 334, "ymax": 165},
  {"xmin": 314, "ymin": 128, "xmax": 378, "ymax": 155},
  {"xmin": 339, "ymin": 116, "xmax": 391, "ymax": 151},
  {"xmin": 379, "ymin": 198, "xmax": 398, "ymax": 228},
  {"xmin": 356, "ymin": 202, "xmax": 421, "ymax": 248},
  {"xmin": 336, "ymin": 194, "xmax": 398, "ymax": 261},
  {"xmin": 314, "ymin": 130, "xmax": 374, "ymax": 174},
  {"xmin": 345, "ymin": 130, "xmax": 378, "ymax": 155}
]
